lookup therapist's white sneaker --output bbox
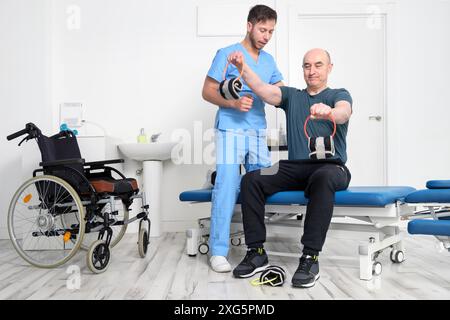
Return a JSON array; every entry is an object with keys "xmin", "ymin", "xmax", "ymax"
[{"xmin": 210, "ymin": 256, "xmax": 232, "ymax": 273}]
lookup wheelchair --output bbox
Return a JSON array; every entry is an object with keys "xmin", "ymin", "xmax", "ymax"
[{"xmin": 6, "ymin": 123, "xmax": 151, "ymax": 273}]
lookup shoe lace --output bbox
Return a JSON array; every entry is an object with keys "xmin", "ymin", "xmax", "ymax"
[
  {"xmin": 243, "ymin": 249, "xmax": 261, "ymax": 265},
  {"xmin": 298, "ymin": 256, "xmax": 315, "ymax": 272}
]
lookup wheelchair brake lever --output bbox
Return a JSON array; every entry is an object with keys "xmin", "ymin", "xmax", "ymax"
[{"xmin": 18, "ymin": 136, "xmax": 30, "ymax": 146}]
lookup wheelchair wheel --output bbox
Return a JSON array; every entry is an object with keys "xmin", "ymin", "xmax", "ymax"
[
  {"xmin": 86, "ymin": 239, "xmax": 111, "ymax": 273},
  {"xmin": 78, "ymin": 199, "xmax": 129, "ymax": 250},
  {"xmin": 138, "ymin": 227, "xmax": 149, "ymax": 258},
  {"xmin": 8, "ymin": 175, "xmax": 85, "ymax": 268}
]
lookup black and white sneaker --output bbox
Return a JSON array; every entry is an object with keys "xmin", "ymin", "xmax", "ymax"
[
  {"xmin": 233, "ymin": 248, "xmax": 268, "ymax": 278},
  {"xmin": 292, "ymin": 255, "xmax": 320, "ymax": 288}
]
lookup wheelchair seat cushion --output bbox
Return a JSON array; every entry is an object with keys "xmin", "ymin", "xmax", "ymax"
[{"xmin": 89, "ymin": 177, "xmax": 138, "ymax": 194}]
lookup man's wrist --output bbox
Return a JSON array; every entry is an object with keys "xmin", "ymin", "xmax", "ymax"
[
  {"xmin": 329, "ymin": 107, "xmax": 335, "ymax": 118},
  {"xmin": 227, "ymin": 99, "xmax": 237, "ymax": 109}
]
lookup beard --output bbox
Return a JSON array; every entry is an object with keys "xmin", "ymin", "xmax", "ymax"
[{"xmin": 249, "ymin": 32, "xmax": 263, "ymax": 50}]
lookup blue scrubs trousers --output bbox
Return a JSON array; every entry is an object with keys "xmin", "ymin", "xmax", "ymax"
[{"xmin": 209, "ymin": 129, "xmax": 271, "ymax": 257}]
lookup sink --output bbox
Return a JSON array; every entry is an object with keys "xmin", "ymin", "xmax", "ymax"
[
  {"xmin": 117, "ymin": 142, "xmax": 178, "ymax": 161},
  {"xmin": 117, "ymin": 141, "xmax": 179, "ymax": 238}
]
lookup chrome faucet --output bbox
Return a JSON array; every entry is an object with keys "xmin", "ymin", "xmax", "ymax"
[{"xmin": 151, "ymin": 132, "xmax": 162, "ymax": 143}]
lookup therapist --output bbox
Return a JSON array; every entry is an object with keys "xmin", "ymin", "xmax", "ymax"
[
  {"xmin": 229, "ymin": 48, "xmax": 353, "ymax": 288},
  {"xmin": 201, "ymin": 5, "xmax": 284, "ymax": 273}
]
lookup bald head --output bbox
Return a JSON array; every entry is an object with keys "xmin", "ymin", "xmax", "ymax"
[
  {"xmin": 303, "ymin": 48, "xmax": 331, "ymax": 65},
  {"xmin": 302, "ymin": 48, "xmax": 333, "ymax": 92}
]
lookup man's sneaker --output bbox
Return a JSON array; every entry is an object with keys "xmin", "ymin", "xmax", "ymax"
[
  {"xmin": 233, "ymin": 248, "xmax": 268, "ymax": 278},
  {"xmin": 210, "ymin": 256, "xmax": 232, "ymax": 273},
  {"xmin": 292, "ymin": 255, "xmax": 320, "ymax": 288}
]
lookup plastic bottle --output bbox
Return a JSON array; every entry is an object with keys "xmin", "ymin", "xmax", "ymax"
[{"xmin": 137, "ymin": 128, "xmax": 148, "ymax": 143}]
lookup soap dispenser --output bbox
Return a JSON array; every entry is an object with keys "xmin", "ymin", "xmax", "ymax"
[{"xmin": 137, "ymin": 128, "xmax": 148, "ymax": 143}]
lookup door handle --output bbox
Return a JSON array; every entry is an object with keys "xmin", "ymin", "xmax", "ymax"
[{"xmin": 368, "ymin": 115, "xmax": 382, "ymax": 121}]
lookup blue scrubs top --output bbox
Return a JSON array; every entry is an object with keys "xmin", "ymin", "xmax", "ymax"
[{"xmin": 207, "ymin": 43, "xmax": 283, "ymax": 131}]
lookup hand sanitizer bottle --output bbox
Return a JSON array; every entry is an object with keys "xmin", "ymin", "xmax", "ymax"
[{"xmin": 137, "ymin": 128, "xmax": 148, "ymax": 143}]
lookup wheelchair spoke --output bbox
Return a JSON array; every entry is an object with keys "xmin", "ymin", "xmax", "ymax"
[
  {"xmin": 13, "ymin": 213, "xmax": 35, "ymax": 224},
  {"xmin": 35, "ymin": 182, "xmax": 48, "ymax": 211},
  {"xmin": 53, "ymin": 188, "xmax": 72, "ymax": 209},
  {"xmin": 9, "ymin": 176, "xmax": 85, "ymax": 268},
  {"xmin": 40, "ymin": 180, "xmax": 51, "ymax": 208}
]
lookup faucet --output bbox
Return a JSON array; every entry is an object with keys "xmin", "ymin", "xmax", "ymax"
[{"xmin": 151, "ymin": 132, "xmax": 162, "ymax": 143}]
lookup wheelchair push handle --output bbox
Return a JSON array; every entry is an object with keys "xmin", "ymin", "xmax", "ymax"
[
  {"xmin": 7, "ymin": 128, "xmax": 29, "ymax": 141},
  {"xmin": 7, "ymin": 123, "xmax": 41, "ymax": 145}
]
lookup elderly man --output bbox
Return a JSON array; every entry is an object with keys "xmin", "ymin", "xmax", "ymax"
[{"xmin": 229, "ymin": 48, "xmax": 353, "ymax": 288}]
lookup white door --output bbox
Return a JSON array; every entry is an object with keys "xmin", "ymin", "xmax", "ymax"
[{"xmin": 283, "ymin": 3, "xmax": 393, "ymax": 185}]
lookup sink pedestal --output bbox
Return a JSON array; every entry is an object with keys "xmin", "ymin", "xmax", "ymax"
[
  {"xmin": 118, "ymin": 141, "xmax": 178, "ymax": 238},
  {"xmin": 143, "ymin": 160, "xmax": 162, "ymax": 237}
]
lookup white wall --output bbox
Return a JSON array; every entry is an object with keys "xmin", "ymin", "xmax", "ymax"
[
  {"xmin": 1, "ymin": 0, "xmax": 449, "ymax": 238},
  {"xmin": 389, "ymin": 0, "xmax": 450, "ymax": 187},
  {"xmin": 0, "ymin": 0, "xmax": 52, "ymax": 238}
]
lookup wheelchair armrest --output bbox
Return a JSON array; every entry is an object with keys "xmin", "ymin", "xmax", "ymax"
[
  {"xmin": 84, "ymin": 159, "xmax": 124, "ymax": 168},
  {"xmin": 39, "ymin": 158, "xmax": 85, "ymax": 167}
]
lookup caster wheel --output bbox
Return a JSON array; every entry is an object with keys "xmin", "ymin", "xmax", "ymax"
[
  {"xmin": 198, "ymin": 243, "xmax": 209, "ymax": 255},
  {"xmin": 372, "ymin": 261, "xmax": 382, "ymax": 276},
  {"xmin": 87, "ymin": 240, "xmax": 111, "ymax": 274},
  {"xmin": 138, "ymin": 227, "xmax": 149, "ymax": 258},
  {"xmin": 390, "ymin": 250, "xmax": 405, "ymax": 263},
  {"xmin": 231, "ymin": 238, "xmax": 241, "ymax": 246}
]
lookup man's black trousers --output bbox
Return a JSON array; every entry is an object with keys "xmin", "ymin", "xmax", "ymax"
[{"xmin": 240, "ymin": 159, "xmax": 351, "ymax": 256}]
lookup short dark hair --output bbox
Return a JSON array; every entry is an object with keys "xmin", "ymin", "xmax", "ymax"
[{"xmin": 247, "ymin": 5, "xmax": 277, "ymax": 25}]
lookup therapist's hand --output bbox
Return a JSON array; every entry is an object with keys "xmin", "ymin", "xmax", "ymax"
[
  {"xmin": 310, "ymin": 103, "xmax": 333, "ymax": 120},
  {"xmin": 233, "ymin": 95, "xmax": 253, "ymax": 112},
  {"xmin": 228, "ymin": 51, "xmax": 245, "ymax": 73}
]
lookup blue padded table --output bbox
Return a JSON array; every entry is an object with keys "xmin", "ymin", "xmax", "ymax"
[
  {"xmin": 179, "ymin": 186, "xmax": 416, "ymax": 207},
  {"xmin": 405, "ymin": 188, "xmax": 450, "ymax": 204},
  {"xmin": 408, "ymin": 219, "xmax": 450, "ymax": 236},
  {"xmin": 426, "ymin": 180, "xmax": 450, "ymax": 189},
  {"xmin": 404, "ymin": 181, "xmax": 450, "ymax": 237}
]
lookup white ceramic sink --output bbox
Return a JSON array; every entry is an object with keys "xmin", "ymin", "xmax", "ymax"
[
  {"xmin": 117, "ymin": 141, "xmax": 179, "ymax": 238},
  {"xmin": 118, "ymin": 142, "xmax": 178, "ymax": 161}
]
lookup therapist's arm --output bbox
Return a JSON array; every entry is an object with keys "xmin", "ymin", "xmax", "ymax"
[
  {"xmin": 202, "ymin": 76, "xmax": 253, "ymax": 112},
  {"xmin": 228, "ymin": 52, "xmax": 282, "ymax": 106}
]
